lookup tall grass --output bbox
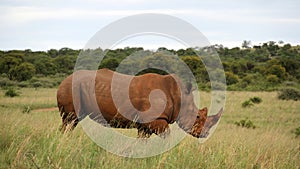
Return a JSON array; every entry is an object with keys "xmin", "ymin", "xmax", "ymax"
[
  {"xmin": 0, "ymin": 88, "xmax": 57, "ymax": 110},
  {"xmin": 0, "ymin": 89, "xmax": 299, "ymax": 168}
]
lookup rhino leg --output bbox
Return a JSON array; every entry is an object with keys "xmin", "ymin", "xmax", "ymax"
[
  {"xmin": 137, "ymin": 119, "xmax": 170, "ymax": 138},
  {"xmin": 151, "ymin": 119, "xmax": 170, "ymax": 138}
]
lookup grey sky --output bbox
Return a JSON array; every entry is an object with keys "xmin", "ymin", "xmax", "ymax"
[{"xmin": 0, "ymin": 0, "xmax": 299, "ymax": 50}]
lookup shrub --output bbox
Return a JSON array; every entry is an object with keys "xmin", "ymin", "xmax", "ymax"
[
  {"xmin": 242, "ymin": 100, "xmax": 254, "ymax": 108},
  {"xmin": 29, "ymin": 77, "xmax": 57, "ymax": 88},
  {"xmin": 33, "ymin": 82, "xmax": 42, "ymax": 88},
  {"xmin": 22, "ymin": 105, "xmax": 32, "ymax": 113},
  {"xmin": 8, "ymin": 62, "xmax": 36, "ymax": 81},
  {"xmin": 278, "ymin": 87, "xmax": 300, "ymax": 101},
  {"xmin": 283, "ymin": 81, "xmax": 297, "ymax": 87},
  {"xmin": 234, "ymin": 118, "xmax": 256, "ymax": 129},
  {"xmin": 0, "ymin": 77, "xmax": 17, "ymax": 87},
  {"xmin": 242, "ymin": 96, "xmax": 263, "ymax": 107},
  {"xmin": 18, "ymin": 81, "xmax": 29, "ymax": 88},
  {"xmin": 225, "ymin": 72, "xmax": 239, "ymax": 85},
  {"xmin": 266, "ymin": 74, "xmax": 280, "ymax": 84},
  {"xmin": 250, "ymin": 97, "xmax": 262, "ymax": 104},
  {"xmin": 294, "ymin": 127, "xmax": 300, "ymax": 137},
  {"xmin": 4, "ymin": 88, "xmax": 19, "ymax": 97},
  {"xmin": 266, "ymin": 65, "xmax": 286, "ymax": 79},
  {"xmin": 241, "ymin": 75, "xmax": 253, "ymax": 84}
]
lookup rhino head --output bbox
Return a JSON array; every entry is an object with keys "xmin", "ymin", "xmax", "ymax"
[
  {"xmin": 176, "ymin": 82, "xmax": 208, "ymax": 137},
  {"xmin": 188, "ymin": 107, "xmax": 208, "ymax": 138}
]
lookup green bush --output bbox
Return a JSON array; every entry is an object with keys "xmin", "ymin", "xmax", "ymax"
[
  {"xmin": 4, "ymin": 88, "xmax": 19, "ymax": 97},
  {"xmin": 282, "ymin": 81, "xmax": 298, "ymax": 87},
  {"xmin": 18, "ymin": 81, "xmax": 29, "ymax": 88},
  {"xmin": 242, "ymin": 100, "xmax": 253, "ymax": 107},
  {"xmin": 29, "ymin": 76, "xmax": 59, "ymax": 88},
  {"xmin": 294, "ymin": 127, "xmax": 300, "ymax": 137},
  {"xmin": 234, "ymin": 118, "xmax": 256, "ymax": 129},
  {"xmin": 278, "ymin": 87, "xmax": 300, "ymax": 101},
  {"xmin": 241, "ymin": 74, "xmax": 253, "ymax": 84},
  {"xmin": 8, "ymin": 62, "xmax": 36, "ymax": 81},
  {"xmin": 266, "ymin": 74, "xmax": 280, "ymax": 84},
  {"xmin": 0, "ymin": 77, "xmax": 17, "ymax": 87},
  {"xmin": 225, "ymin": 72, "xmax": 239, "ymax": 85},
  {"xmin": 33, "ymin": 82, "xmax": 42, "ymax": 88},
  {"xmin": 22, "ymin": 105, "xmax": 32, "ymax": 113},
  {"xmin": 242, "ymin": 100, "xmax": 254, "ymax": 108},
  {"xmin": 250, "ymin": 97, "xmax": 262, "ymax": 104},
  {"xmin": 266, "ymin": 65, "xmax": 286, "ymax": 80},
  {"xmin": 242, "ymin": 96, "xmax": 263, "ymax": 107}
]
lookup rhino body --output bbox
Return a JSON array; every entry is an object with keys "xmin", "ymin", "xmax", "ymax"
[{"xmin": 57, "ymin": 68, "xmax": 208, "ymax": 137}]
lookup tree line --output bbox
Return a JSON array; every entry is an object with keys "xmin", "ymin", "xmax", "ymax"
[{"xmin": 0, "ymin": 41, "xmax": 299, "ymax": 90}]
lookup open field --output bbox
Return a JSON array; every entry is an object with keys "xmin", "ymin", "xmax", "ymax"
[{"xmin": 0, "ymin": 88, "xmax": 299, "ymax": 169}]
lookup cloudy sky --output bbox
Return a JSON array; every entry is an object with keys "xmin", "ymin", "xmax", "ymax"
[{"xmin": 1, "ymin": 0, "xmax": 299, "ymax": 50}]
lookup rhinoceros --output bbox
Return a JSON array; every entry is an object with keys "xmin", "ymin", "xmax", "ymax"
[{"xmin": 57, "ymin": 68, "xmax": 210, "ymax": 138}]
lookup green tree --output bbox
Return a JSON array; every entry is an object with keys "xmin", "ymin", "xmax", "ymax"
[
  {"xmin": 47, "ymin": 49, "xmax": 59, "ymax": 58},
  {"xmin": 247, "ymin": 48, "xmax": 270, "ymax": 62},
  {"xmin": 266, "ymin": 74, "xmax": 280, "ymax": 84},
  {"xmin": 242, "ymin": 40, "xmax": 251, "ymax": 49},
  {"xmin": 0, "ymin": 55, "xmax": 24, "ymax": 74},
  {"xmin": 262, "ymin": 41, "xmax": 279, "ymax": 56},
  {"xmin": 185, "ymin": 48, "xmax": 196, "ymax": 55},
  {"xmin": 181, "ymin": 56, "xmax": 208, "ymax": 84},
  {"xmin": 53, "ymin": 55, "xmax": 76, "ymax": 74},
  {"xmin": 58, "ymin": 48, "xmax": 79, "ymax": 56},
  {"xmin": 279, "ymin": 57, "xmax": 300, "ymax": 78},
  {"xmin": 176, "ymin": 49, "xmax": 186, "ymax": 56},
  {"xmin": 99, "ymin": 58, "xmax": 119, "ymax": 71},
  {"xmin": 181, "ymin": 56, "xmax": 202, "ymax": 73},
  {"xmin": 34, "ymin": 58, "xmax": 57, "ymax": 75},
  {"xmin": 225, "ymin": 72, "xmax": 239, "ymax": 85},
  {"xmin": 266, "ymin": 65, "xmax": 286, "ymax": 80},
  {"xmin": 8, "ymin": 62, "xmax": 36, "ymax": 81}
]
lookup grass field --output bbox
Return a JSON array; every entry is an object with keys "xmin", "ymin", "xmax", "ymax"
[{"xmin": 0, "ymin": 88, "xmax": 299, "ymax": 169}]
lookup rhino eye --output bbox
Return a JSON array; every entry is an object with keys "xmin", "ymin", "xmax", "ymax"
[{"xmin": 196, "ymin": 115, "xmax": 200, "ymax": 118}]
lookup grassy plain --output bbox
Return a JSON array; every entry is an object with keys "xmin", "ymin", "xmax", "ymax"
[{"xmin": 0, "ymin": 88, "xmax": 299, "ymax": 169}]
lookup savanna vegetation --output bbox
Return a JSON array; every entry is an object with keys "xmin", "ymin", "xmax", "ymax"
[
  {"xmin": 0, "ymin": 41, "xmax": 299, "ymax": 168},
  {"xmin": 0, "ymin": 89, "xmax": 299, "ymax": 168},
  {"xmin": 0, "ymin": 41, "xmax": 299, "ymax": 91}
]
